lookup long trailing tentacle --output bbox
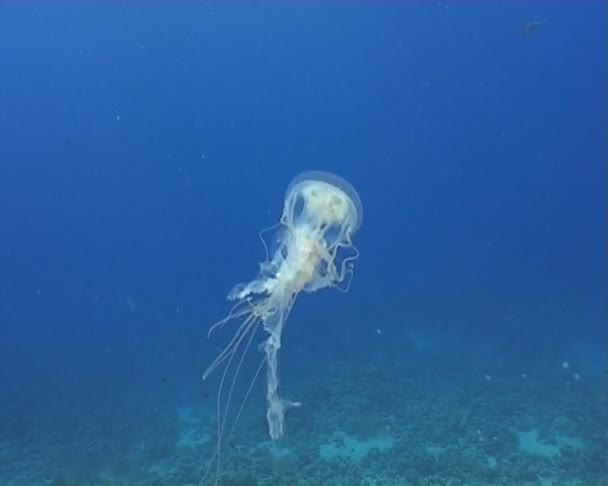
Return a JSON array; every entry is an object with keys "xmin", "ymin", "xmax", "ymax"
[
  {"xmin": 218, "ymin": 316, "xmax": 261, "ymax": 448},
  {"xmin": 203, "ymin": 305, "xmax": 257, "ymax": 380},
  {"xmin": 200, "ymin": 308, "xmax": 261, "ymax": 486},
  {"xmin": 207, "ymin": 299, "xmax": 252, "ymax": 338},
  {"xmin": 226, "ymin": 354, "xmax": 265, "ymax": 446},
  {"xmin": 213, "ymin": 314, "xmax": 260, "ymax": 483}
]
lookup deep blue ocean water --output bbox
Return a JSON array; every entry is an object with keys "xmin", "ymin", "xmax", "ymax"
[{"xmin": 0, "ymin": 3, "xmax": 606, "ymax": 486}]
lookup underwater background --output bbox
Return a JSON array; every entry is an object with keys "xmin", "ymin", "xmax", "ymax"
[{"xmin": 0, "ymin": 3, "xmax": 606, "ymax": 486}]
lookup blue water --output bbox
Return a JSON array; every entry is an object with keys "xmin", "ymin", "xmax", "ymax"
[{"xmin": 0, "ymin": 3, "xmax": 605, "ymax": 486}]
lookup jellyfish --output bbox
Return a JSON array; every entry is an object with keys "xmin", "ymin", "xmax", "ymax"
[{"xmin": 202, "ymin": 170, "xmax": 361, "ymax": 479}]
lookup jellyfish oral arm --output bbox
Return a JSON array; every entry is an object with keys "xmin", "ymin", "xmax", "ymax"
[
  {"xmin": 263, "ymin": 328, "xmax": 284, "ymax": 440},
  {"xmin": 219, "ymin": 232, "xmax": 317, "ymax": 439}
]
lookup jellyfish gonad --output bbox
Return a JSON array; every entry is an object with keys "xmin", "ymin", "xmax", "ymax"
[{"xmin": 201, "ymin": 171, "xmax": 362, "ymax": 481}]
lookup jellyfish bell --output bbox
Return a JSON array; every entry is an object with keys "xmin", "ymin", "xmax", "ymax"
[
  {"xmin": 201, "ymin": 171, "xmax": 362, "ymax": 483},
  {"xmin": 282, "ymin": 171, "xmax": 362, "ymax": 294},
  {"xmin": 284, "ymin": 170, "xmax": 362, "ymax": 242}
]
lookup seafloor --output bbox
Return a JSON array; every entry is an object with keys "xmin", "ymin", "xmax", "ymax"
[{"xmin": 1, "ymin": 353, "xmax": 606, "ymax": 486}]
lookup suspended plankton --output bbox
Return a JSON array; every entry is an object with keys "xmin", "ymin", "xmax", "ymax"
[{"xmin": 202, "ymin": 171, "xmax": 362, "ymax": 477}]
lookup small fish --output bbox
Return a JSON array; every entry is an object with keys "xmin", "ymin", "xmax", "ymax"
[{"xmin": 521, "ymin": 19, "xmax": 547, "ymax": 35}]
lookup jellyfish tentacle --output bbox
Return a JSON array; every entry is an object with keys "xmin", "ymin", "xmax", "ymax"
[
  {"xmin": 203, "ymin": 310, "xmax": 258, "ymax": 380},
  {"xmin": 202, "ymin": 307, "xmax": 261, "ymax": 486}
]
